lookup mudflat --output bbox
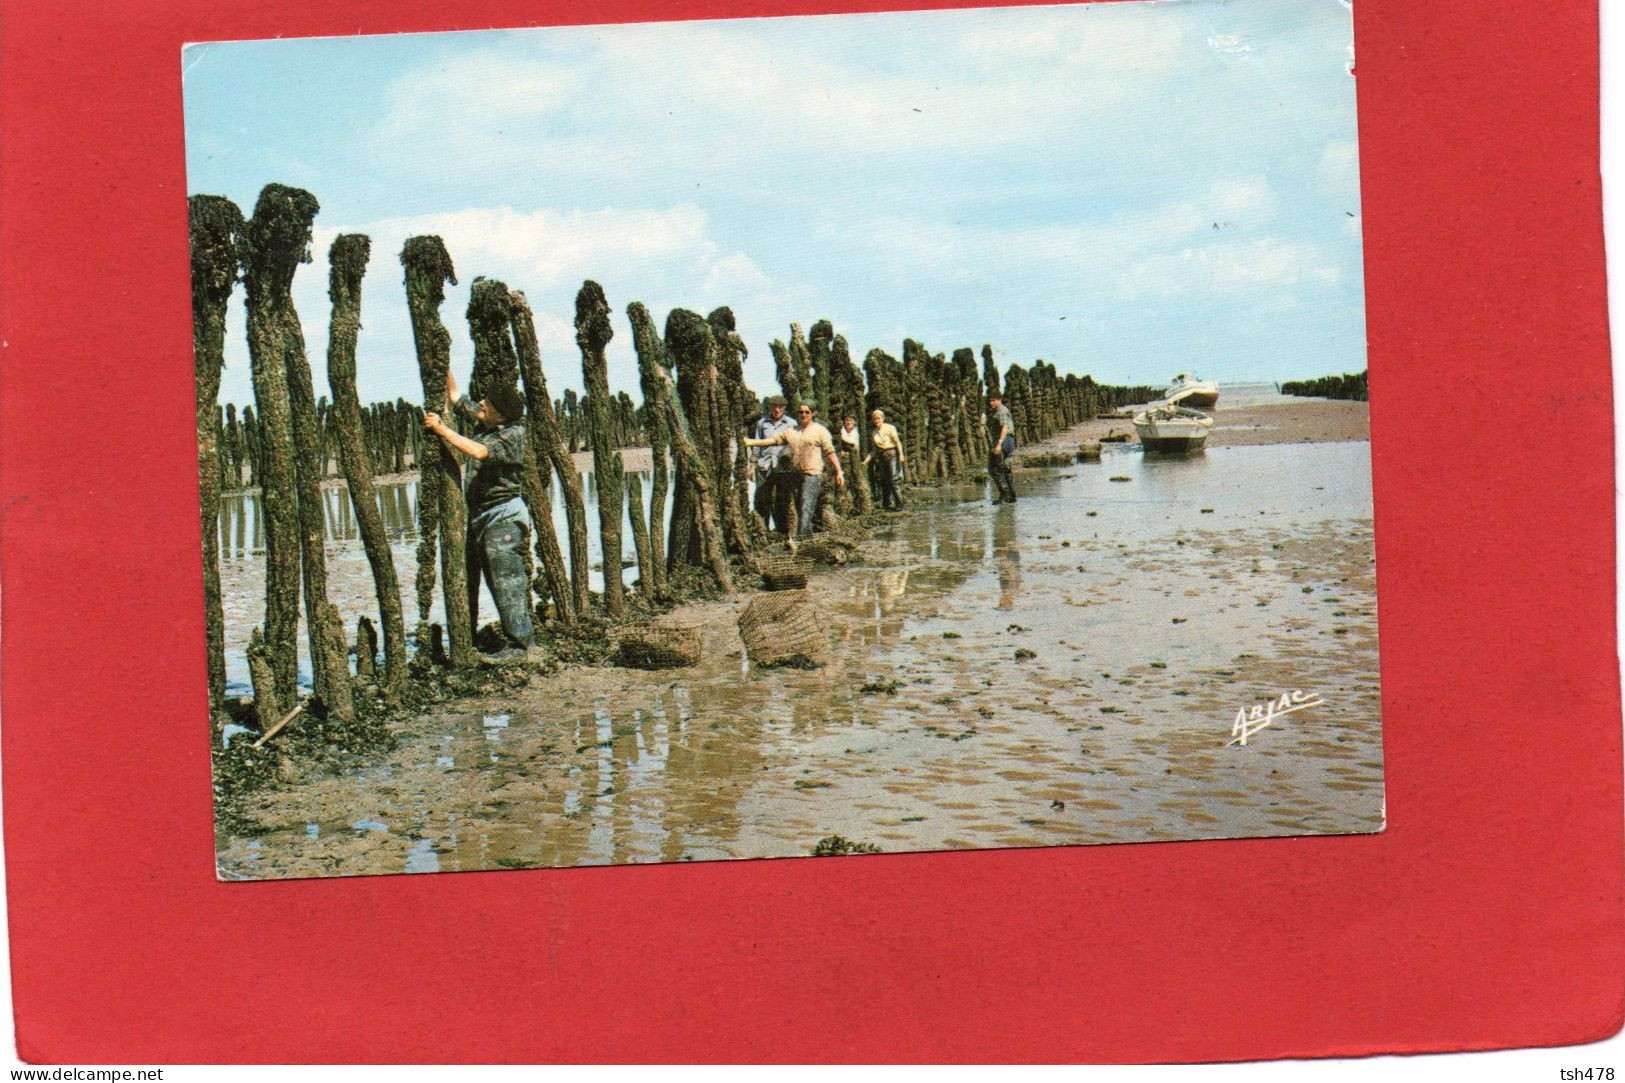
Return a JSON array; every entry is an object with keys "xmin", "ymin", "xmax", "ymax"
[{"xmin": 216, "ymin": 392, "xmax": 1381, "ymax": 880}]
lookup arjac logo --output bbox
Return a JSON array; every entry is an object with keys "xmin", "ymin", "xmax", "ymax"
[{"xmin": 1228, "ymin": 689, "xmax": 1325, "ymax": 746}]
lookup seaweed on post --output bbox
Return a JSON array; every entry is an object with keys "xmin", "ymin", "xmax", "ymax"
[
  {"xmin": 188, "ymin": 194, "xmax": 243, "ymax": 720},
  {"xmin": 576, "ymin": 281, "xmax": 626, "ymax": 617},
  {"xmin": 325, "ymin": 233, "xmax": 407, "ymax": 691},
  {"xmin": 249, "ymin": 186, "xmax": 340, "ymax": 705},
  {"xmin": 629, "ymin": 303, "xmax": 733, "ymax": 593},
  {"xmin": 246, "ymin": 627, "xmax": 281, "ymax": 734},
  {"xmin": 707, "ymin": 306, "xmax": 763, "ymax": 563},
  {"xmin": 633, "ymin": 349, "xmax": 671, "ymax": 604},
  {"xmin": 400, "ymin": 235, "xmax": 473, "ymax": 668},
  {"xmin": 509, "ymin": 289, "xmax": 589, "ymax": 620},
  {"xmin": 240, "ymin": 184, "xmax": 319, "ymax": 705}
]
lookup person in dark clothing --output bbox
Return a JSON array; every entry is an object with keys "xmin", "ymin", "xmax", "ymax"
[
  {"xmin": 751, "ymin": 395, "xmax": 796, "ymax": 535},
  {"xmin": 424, "ymin": 371, "xmax": 533, "ymax": 661},
  {"xmin": 986, "ymin": 393, "xmax": 1017, "ymax": 505}
]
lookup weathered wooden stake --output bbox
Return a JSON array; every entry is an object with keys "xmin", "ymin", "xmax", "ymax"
[
  {"xmin": 319, "ymin": 602, "xmax": 354, "ymax": 722},
  {"xmin": 629, "ymin": 304, "xmax": 733, "ymax": 593},
  {"xmin": 633, "ymin": 391, "xmax": 670, "ymax": 603},
  {"xmin": 355, "ymin": 615, "xmax": 378, "ymax": 683},
  {"xmin": 576, "ymin": 281, "xmax": 625, "ymax": 617},
  {"xmin": 325, "ymin": 233, "xmax": 407, "ymax": 689},
  {"xmin": 509, "ymin": 289, "xmax": 590, "ymax": 619},
  {"xmin": 188, "ymin": 194, "xmax": 243, "ymax": 715},
  {"xmin": 241, "ymin": 185, "xmax": 318, "ymax": 703},
  {"xmin": 401, "ymin": 235, "xmax": 473, "ymax": 668},
  {"xmin": 247, "ymin": 626, "xmax": 281, "ymax": 734},
  {"xmin": 625, "ymin": 471, "xmax": 654, "ymax": 601}
]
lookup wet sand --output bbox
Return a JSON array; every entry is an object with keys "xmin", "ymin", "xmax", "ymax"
[{"xmin": 216, "ymin": 390, "xmax": 1381, "ymax": 879}]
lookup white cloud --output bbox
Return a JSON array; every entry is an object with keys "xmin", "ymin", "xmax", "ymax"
[
  {"xmin": 320, "ymin": 204, "xmax": 721, "ymax": 289},
  {"xmin": 822, "ymin": 175, "xmax": 1281, "ymax": 289},
  {"xmin": 1116, "ymin": 238, "xmax": 1340, "ymax": 299},
  {"xmin": 1210, "ymin": 176, "xmax": 1278, "ymax": 222},
  {"xmin": 364, "ymin": 5, "xmax": 1209, "ymax": 188},
  {"xmin": 1316, "ymin": 138, "xmax": 1361, "ymax": 206}
]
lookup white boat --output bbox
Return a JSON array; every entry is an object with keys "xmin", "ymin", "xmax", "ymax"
[
  {"xmin": 1133, "ymin": 405, "xmax": 1214, "ymax": 453},
  {"xmin": 1164, "ymin": 372, "xmax": 1219, "ymax": 408}
]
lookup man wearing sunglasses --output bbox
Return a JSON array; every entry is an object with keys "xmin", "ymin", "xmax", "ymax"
[{"xmin": 744, "ymin": 403, "xmax": 845, "ymax": 536}]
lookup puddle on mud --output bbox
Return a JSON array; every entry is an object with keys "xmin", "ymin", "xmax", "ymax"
[{"xmin": 217, "ymin": 435, "xmax": 1383, "ymax": 880}]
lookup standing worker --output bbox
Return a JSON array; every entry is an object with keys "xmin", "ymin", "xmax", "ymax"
[
  {"xmin": 865, "ymin": 408, "xmax": 906, "ymax": 511},
  {"xmin": 744, "ymin": 403, "xmax": 845, "ymax": 536},
  {"xmin": 424, "ymin": 370, "xmax": 533, "ymax": 661},
  {"xmin": 751, "ymin": 394, "xmax": 796, "ymax": 535},
  {"xmin": 986, "ymin": 392, "xmax": 1017, "ymax": 505}
]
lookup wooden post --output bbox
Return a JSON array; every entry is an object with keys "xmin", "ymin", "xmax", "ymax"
[
  {"xmin": 355, "ymin": 614, "xmax": 378, "ymax": 683},
  {"xmin": 248, "ymin": 186, "xmax": 340, "ymax": 704},
  {"xmin": 509, "ymin": 289, "xmax": 589, "ymax": 619},
  {"xmin": 706, "ymin": 307, "xmax": 761, "ymax": 566},
  {"xmin": 400, "ymin": 235, "xmax": 473, "ymax": 668},
  {"xmin": 325, "ymin": 233, "xmax": 407, "ymax": 689},
  {"xmin": 241, "ymin": 185, "xmax": 319, "ymax": 704},
  {"xmin": 576, "ymin": 281, "xmax": 625, "ymax": 617},
  {"xmin": 247, "ymin": 626, "xmax": 281, "ymax": 734},
  {"xmin": 625, "ymin": 471, "xmax": 654, "ymax": 602},
  {"xmin": 319, "ymin": 603, "xmax": 354, "ymax": 723},
  {"xmin": 188, "ymin": 194, "xmax": 243, "ymax": 715},
  {"xmin": 633, "ymin": 377, "xmax": 670, "ymax": 604},
  {"xmin": 629, "ymin": 304, "xmax": 733, "ymax": 593}
]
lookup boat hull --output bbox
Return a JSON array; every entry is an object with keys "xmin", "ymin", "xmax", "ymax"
[
  {"xmin": 1139, "ymin": 434, "xmax": 1209, "ymax": 453},
  {"xmin": 1167, "ymin": 387, "xmax": 1219, "ymax": 408}
]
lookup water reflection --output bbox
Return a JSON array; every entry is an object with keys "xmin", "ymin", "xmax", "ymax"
[
  {"xmin": 993, "ymin": 510, "xmax": 1022, "ymax": 610},
  {"xmin": 219, "ymin": 469, "xmax": 665, "ymax": 596}
]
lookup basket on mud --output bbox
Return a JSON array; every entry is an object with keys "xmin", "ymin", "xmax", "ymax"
[
  {"xmin": 819, "ymin": 509, "xmax": 871, "ymax": 543},
  {"xmin": 796, "ymin": 534, "xmax": 857, "ymax": 566},
  {"xmin": 759, "ymin": 552, "xmax": 813, "ymax": 591},
  {"xmin": 738, "ymin": 590, "xmax": 826, "ymax": 668},
  {"xmin": 617, "ymin": 622, "xmax": 703, "ymax": 670}
]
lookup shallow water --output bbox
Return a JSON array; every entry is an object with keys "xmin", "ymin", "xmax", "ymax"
[
  {"xmin": 218, "ymin": 466, "xmax": 661, "ymax": 694},
  {"xmin": 217, "ymin": 436, "xmax": 1383, "ymax": 879}
]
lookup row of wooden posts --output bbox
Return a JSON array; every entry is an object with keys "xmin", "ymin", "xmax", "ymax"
[
  {"xmin": 212, "ymin": 369, "xmax": 647, "ymax": 492},
  {"xmin": 1281, "ymin": 370, "xmax": 1368, "ymax": 402},
  {"xmin": 191, "ymin": 183, "xmax": 1155, "ymax": 734}
]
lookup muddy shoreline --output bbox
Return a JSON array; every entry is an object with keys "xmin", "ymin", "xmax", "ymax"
[{"xmin": 217, "ymin": 392, "xmax": 1381, "ymax": 879}]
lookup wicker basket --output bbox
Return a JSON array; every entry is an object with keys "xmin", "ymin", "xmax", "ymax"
[
  {"xmin": 617, "ymin": 622, "xmax": 703, "ymax": 669},
  {"xmin": 759, "ymin": 552, "xmax": 813, "ymax": 591},
  {"xmin": 738, "ymin": 590, "xmax": 826, "ymax": 668},
  {"xmin": 796, "ymin": 534, "xmax": 856, "ymax": 566}
]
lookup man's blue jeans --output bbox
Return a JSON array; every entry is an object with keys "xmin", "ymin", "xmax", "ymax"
[
  {"xmin": 793, "ymin": 472, "xmax": 823, "ymax": 536},
  {"xmin": 467, "ymin": 502, "xmax": 534, "ymax": 650}
]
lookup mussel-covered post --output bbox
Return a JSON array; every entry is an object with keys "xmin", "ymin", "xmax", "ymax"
[
  {"xmin": 325, "ymin": 234, "xmax": 407, "ymax": 690},
  {"xmin": 401, "ymin": 235, "xmax": 473, "ymax": 668},
  {"xmin": 629, "ymin": 303, "xmax": 733, "ymax": 593},
  {"xmin": 832, "ymin": 336, "xmax": 872, "ymax": 513},
  {"xmin": 509, "ymin": 289, "xmax": 590, "ymax": 619},
  {"xmin": 707, "ymin": 306, "xmax": 762, "ymax": 562},
  {"xmin": 188, "ymin": 194, "xmax": 243, "ymax": 717},
  {"xmin": 253, "ymin": 186, "xmax": 340, "ymax": 705},
  {"xmin": 576, "ymin": 281, "xmax": 626, "ymax": 617},
  {"xmin": 241, "ymin": 185, "xmax": 319, "ymax": 705},
  {"xmin": 247, "ymin": 627, "xmax": 280, "ymax": 733},
  {"xmin": 633, "ymin": 359, "xmax": 671, "ymax": 603}
]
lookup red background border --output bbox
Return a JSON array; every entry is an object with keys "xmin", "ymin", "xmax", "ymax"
[{"xmin": 1, "ymin": 0, "xmax": 1620, "ymax": 1064}]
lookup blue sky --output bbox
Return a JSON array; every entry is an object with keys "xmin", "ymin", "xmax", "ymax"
[{"xmin": 182, "ymin": 0, "xmax": 1365, "ymax": 407}]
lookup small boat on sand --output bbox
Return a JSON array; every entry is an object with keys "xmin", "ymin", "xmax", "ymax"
[
  {"xmin": 1133, "ymin": 405, "xmax": 1214, "ymax": 453},
  {"xmin": 1164, "ymin": 372, "xmax": 1219, "ymax": 408}
]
